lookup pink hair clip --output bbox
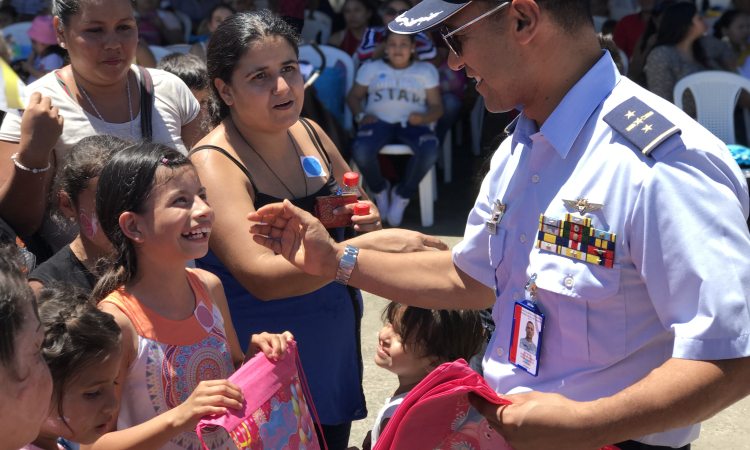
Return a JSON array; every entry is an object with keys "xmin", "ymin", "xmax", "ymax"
[{"xmin": 162, "ymin": 158, "xmax": 169, "ymax": 164}]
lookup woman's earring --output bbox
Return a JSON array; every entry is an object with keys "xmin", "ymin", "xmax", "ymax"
[
  {"xmin": 60, "ymin": 42, "xmax": 66, "ymax": 48},
  {"xmin": 69, "ymin": 216, "xmax": 75, "ymax": 223}
]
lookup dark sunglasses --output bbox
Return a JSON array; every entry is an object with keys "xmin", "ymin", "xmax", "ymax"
[{"xmin": 440, "ymin": 1, "xmax": 509, "ymax": 57}]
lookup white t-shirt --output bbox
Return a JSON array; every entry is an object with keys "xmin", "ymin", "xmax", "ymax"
[
  {"xmin": 0, "ymin": 65, "xmax": 200, "ymax": 158},
  {"xmin": 371, "ymin": 392, "xmax": 408, "ymax": 445},
  {"xmin": 27, "ymin": 53, "xmax": 65, "ymax": 84},
  {"xmin": 356, "ymin": 59, "xmax": 439, "ymax": 124}
]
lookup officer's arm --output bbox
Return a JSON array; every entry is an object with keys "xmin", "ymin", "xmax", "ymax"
[
  {"xmin": 248, "ymin": 200, "xmax": 496, "ymax": 310},
  {"xmin": 472, "ymin": 356, "xmax": 750, "ymax": 450},
  {"xmin": 344, "ymin": 247, "xmax": 496, "ymax": 310},
  {"xmin": 583, "ymin": 356, "xmax": 750, "ymax": 445}
]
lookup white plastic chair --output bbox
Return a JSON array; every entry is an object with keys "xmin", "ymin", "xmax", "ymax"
[
  {"xmin": 298, "ymin": 44, "xmax": 355, "ymax": 130},
  {"xmin": 174, "ymin": 10, "xmax": 192, "ymax": 43},
  {"xmin": 673, "ymin": 71, "xmax": 750, "ymax": 145},
  {"xmin": 149, "ymin": 45, "xmax": 172, "ymax": 63},
  {"xmin": 165, "ymin": 43, "xmax": 192, "ymax": 54},
  {"xmin": 349, "ymin": 146, "xmax": 437, "ymax": 227},
  {"xmin": 305, "ymin": 10, "xmax": 332, "ymax": 29},
  {"xmin": 3, "ymin": 22, "xmax": 32, "ymax": 47},
  {"xmin": 300, "ymin": 19, "xmax": 331, "ymax": 45}
]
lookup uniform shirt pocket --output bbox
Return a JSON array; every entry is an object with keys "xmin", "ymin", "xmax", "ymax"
[
  {"xmin": 532, "ymin": 248, "xmax": 625, "ymax": 366},
  {"xmin": 488, "ymin": 230, "xmax": 510, "ymax": 296}
]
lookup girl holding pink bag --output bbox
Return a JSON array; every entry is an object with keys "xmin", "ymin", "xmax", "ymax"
[
  {"xmin": 82, "ymin": 142, "xmax": 292, "ymax": 450},
  {"xmin": 359, "ymin": 303, "xmax": 485, "ymax": 450}
]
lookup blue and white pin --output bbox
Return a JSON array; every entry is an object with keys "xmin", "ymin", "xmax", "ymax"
[{"xmin": 300, "ymin": 156, "xmax": 327, "ymax": 178}]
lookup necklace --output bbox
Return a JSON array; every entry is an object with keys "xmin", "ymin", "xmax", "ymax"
[
  {"xmin": 232, "ymin": 120, "xmax": 308, "ymax": 198},
  {"xmin": 76, "ymin": 74, "xmax": 136, "ymax": 140}
]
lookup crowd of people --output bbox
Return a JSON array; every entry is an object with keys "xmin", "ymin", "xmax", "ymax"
[{"xmin": 1, "ymin": 0, "xmax": 750, "ymax": 450}]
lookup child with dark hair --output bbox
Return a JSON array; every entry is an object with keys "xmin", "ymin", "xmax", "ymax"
[
  {"xmin": 714, "ymin": 9, "xmax": 750, "ymax": 67},
  {"xmin": 157, "ymin": 53, "xmax": 212, "ymax": 133},
  {"xmin": 29, "ymin": 135, "xmax": 130, "ymax": 295},
  {"xmin": 86, "ymin": 141, "xmax": 293, "ymax": 450},
  {"xmin": 360, "ymin": 302, "xmax": 484, "ymax": 450},
  {"xmin": 347, "ymin": 29, "xmax": 443, "ymax": 227},
  {"xmin": 23, "ymin": 283, "xmax": 121, "ymax": 450}
]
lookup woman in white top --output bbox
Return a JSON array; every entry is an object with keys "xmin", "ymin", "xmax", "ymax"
[
  {"xmin": 0, "ymin": 0, "xmax": 203, "ymax": 244},
  {"xmin": 346, "ymin": 30, "xmax": 443, "ymax": 227}
]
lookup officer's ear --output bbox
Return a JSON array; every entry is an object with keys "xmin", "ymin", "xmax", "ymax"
[{"xmin": 509, "ymin": 0, "xmax": 540, "ymax": 45}]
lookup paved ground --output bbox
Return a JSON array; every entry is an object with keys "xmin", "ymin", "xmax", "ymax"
[{"xmin": 345, "ymin": 123, "xmax": 750, "ymax": 448}]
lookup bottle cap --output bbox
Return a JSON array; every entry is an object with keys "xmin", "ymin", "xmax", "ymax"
[
  {"xmin": 353, "ymin": 203, "xmax": 370, "ymax": 215},
  {"xmin": 343, "ymin": 172, "xmax": 359, "ymax": 186}
]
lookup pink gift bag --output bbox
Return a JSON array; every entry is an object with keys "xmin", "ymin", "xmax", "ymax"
[
  {"xmin": 196, "ymin": 341, "xmax": 326, "ymax": 450},
  {"xmin": 373, "ymin": 359, "xmax": 621, "ymax": 450}
]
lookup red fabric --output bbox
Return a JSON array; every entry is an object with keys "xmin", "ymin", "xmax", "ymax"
[
  {"xmin": 372, "ymin": 359, "xmax": 512, "ymax": 450},
  {"xmin": 371, "ymin": 359, "xmax": 629, "ymax": 450},
  {"xmin": 339, "ymin": 28, "xmax": 362, "ymax": 57},
  {"xmin": 613, "ymin": 13, "xmax": 646, "ymax": 59}
]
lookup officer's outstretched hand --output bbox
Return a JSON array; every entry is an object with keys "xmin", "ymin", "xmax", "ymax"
[
  {"xmin": 470, "ymin": 391, "xmax": 601, "ymax": 450},
  {"xmin": 248, "ymin": 199, "xmax": 342, "ymax": 277}
]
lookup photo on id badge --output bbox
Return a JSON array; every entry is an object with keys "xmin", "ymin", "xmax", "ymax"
[{"xmin": 509, "ymin": 302, "xmax": 544, "ymax": 376}]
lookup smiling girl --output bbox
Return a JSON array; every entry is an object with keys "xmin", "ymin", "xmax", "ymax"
[{"xmin": 82, "ymin": 142, "xmax": 293, "ymax": 450}]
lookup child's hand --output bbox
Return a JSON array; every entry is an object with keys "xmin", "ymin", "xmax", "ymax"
[
  {"xmin": 244, "ymin": 331, "xmax": 294, "ymax": 363},
  {"xmin": 408, "ymin": 113, "xmax": 424, "ymax": 126},
  {"xmin": 170, "ymin": 380, "xmax": 244, "ymax": 432},
  {"xmin": 18, "ymin": 92, "xmax": 63, "ymax": 166}
]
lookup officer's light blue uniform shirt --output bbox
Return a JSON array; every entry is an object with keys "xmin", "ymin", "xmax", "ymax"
[{"xmin": 453, "ymin": 51, "xmax": 750, "ymax": 447}]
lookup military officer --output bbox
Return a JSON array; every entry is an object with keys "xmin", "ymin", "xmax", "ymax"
[{"xmin": 247, "ymin": 1, "xmax": 750, "ymax": 449}]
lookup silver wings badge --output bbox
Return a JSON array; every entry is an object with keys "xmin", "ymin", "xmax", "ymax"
[{"xmin": 562, "ymin": 198, "xmax": 604, "ymax": 215}]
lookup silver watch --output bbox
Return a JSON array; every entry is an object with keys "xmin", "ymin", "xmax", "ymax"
[
  {"xmin": 355, "ymin": 112, "xmax": 366, "ymax": 124},
  {"xmin": 335, "ymin": 245, "xmax": 359, "ymax": 285}
]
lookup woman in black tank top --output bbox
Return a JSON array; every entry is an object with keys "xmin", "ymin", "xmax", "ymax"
[{"xmin": 189, "ymin": 14, "xmax": 445, "ymax": 449}]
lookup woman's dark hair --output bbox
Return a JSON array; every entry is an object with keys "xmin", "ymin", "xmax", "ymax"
[
  {"xmin": 157, "ymin": 53, "xmax": 209, "ymax": 91},
  {"xmin": 207, "ymin": 10, "xmax": 299, "ymax": 127},
  {"xmin": 0, "ymin": 244, "xmax": 36, "ymax": 378},
  {"xmin": 714, "ymin": 10, "xmax": 746, "ymax": 40},
  {"xmin": 90, "ymin": 142, "xmax": 191, "ymax": 303},
  {"xmin": 383, "ymin": 302, "xmax": 484, "ymax": 365},
  {"xmin": 53, "ymin": 0, "xmax": 136, "ymax": 27},
  {"xmin": 637, "ymin": 0, "xmax": 676, "ymax": 54},
  {"xmin": 654, "ymin": 2, "xmax": 707, "ymax": 66},
  {"xmin": 384, "ymin": 27, "xmax": 415, "ymax": 43},
  {"xmin": 38, "ymin": 283, "xmax": 121, "ymax": 426},
  {"xmin": 52, "ymin": 135, "xmax": 130, "ymax": 228},
  {"xmin": 344, "ymin": 0, "xmax": 377, "ymax": 26},
  {"xmin": 207, "ymin": 3, "xmax": 236, "ymax": 24}
]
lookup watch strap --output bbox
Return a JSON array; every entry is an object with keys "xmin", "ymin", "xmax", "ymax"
[{"xmin": 335, "ymin": 245, "xmax": 359, "ymax": 285}]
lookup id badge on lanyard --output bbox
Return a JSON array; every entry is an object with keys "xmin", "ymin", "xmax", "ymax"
[{"xmin": 508, "ymin": 274, "xmax": 545, "ymax": 377}]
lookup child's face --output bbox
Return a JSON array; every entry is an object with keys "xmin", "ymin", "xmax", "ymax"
[
  {"xmin": 385, "ymin": 34, "xmax": 414, "ymax": 67},
  {"xmin": 136, "ymin": 165, "xmax": 214, "ymax": 262},
  {"xmin": 208, "ymin": 7, "xmax": 233, "ymax": 33},
  {"xmin": 40, "ymin": 351, "xmax": 120, "ymax": 444},
  {"xmin": 31, "ymin": 39, "xmax": 50, "ymax": 55},
  {"xmin": 725, "ymin": 14, "xmax": 750, "ymax": 46},
  {"xmin": 375, "ymin": 317, "xmax": 433, "ymax": 381}
]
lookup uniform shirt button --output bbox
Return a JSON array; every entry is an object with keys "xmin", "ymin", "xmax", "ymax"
[
  {"xmin": 496, "ymin": 347, "xmax": 504, "ymax": 357},
  {"xmin": 532, "ymin": 174, "xmax": 540, "ymax": 183},
  {"xmin": 513, "ymin": 292, "xmax": 519, "ymax": 300},
  {"xmin": 564, "ymin": 276, "xmax": 574, "ymax": 288},
  {"xmin": 520, "ymin": 234, "xmax": 527, "ymax": 243}
]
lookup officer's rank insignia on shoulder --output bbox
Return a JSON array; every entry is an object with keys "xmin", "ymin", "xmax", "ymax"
[{"xmin": 603, "ymin": 96, "xmax": 681, "ymax": 156}]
